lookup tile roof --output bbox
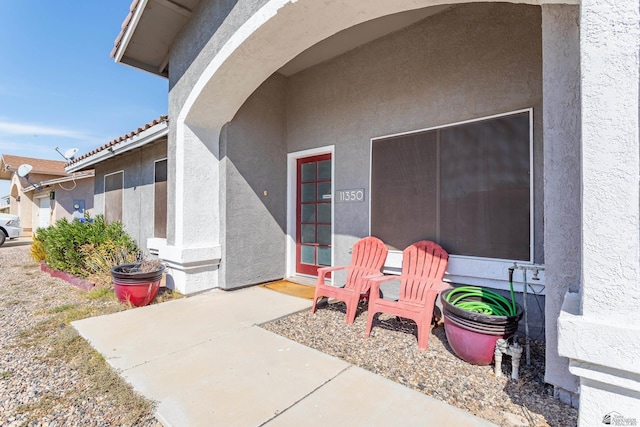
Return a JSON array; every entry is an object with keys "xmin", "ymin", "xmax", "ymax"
[
  {"xmin": 1, "ymin": 154, "xmax": 67, "ymax": 176},
  {"xmin": 66, "ymin": 115, "xmax": 169, "ymax": 167},
  {"xmin": 111, "ymin": 0, "xmax": 141, "ymax": 58}
]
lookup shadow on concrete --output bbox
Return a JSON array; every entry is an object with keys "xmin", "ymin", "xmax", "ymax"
[{"xmin": 0, "ymin": 237, "xmax": 33, "ymax": 248}]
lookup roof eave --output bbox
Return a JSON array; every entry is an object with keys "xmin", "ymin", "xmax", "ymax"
[
  {"xmin": 22, "ymin": 170, "xmax": 96, "ymax": 193},
  {"xmin": 112, "ymin": 0, "xmax": 148, "ymax": 64},
  {"xmin": 119, "ymin": 56, "xmax": 169, "ymax": 79},
  {"xmin": 65, "ymin": 121, "xmax": 169, "ymax": 173}
]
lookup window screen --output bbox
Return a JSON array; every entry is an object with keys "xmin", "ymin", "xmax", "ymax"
[
  {"xmin": 154, "ymin": 159, "xmax": 168, "ymax": 238},
  {"xmin": 371, "ymin": 111, "xmax": 531, "ymax": 261},
  {"xmin": 104, "ymin": 172, "xmax": 123, "ymax": 224}
]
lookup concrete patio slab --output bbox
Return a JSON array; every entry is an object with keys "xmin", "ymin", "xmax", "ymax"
[
  {"xmin": 266, "ymin": 364, "xmax": 492, "ymax": 427},
  {"xmin": 122, "ymin": 327, "xmax": 349, "ymax": 426},
  {"xmin": 73, "ymin": 286, "xmax": 495, "ymax": 426},
  {"xmin": 73, "ymin": 286, "xmax": 311, "ymax": 371}
]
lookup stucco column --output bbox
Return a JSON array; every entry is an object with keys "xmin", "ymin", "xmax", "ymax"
[
  {"xmin": 558, "ymin": 0, "xmax": 640, "ymax": 424},
  {"xmin": 541, "ymin": 4, "xmax": 580, "ymax": 406},
  {"xmin": 159, "ymin": 122, "xmax": 222, "ymax": 294}
]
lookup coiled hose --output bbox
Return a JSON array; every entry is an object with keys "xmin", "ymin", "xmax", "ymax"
[{"xmin": 444, "ymin": 269, "xmax": 517, "ymax": 316}]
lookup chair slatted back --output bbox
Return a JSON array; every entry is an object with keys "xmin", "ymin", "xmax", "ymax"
[
  {"xmin": 399, "ymin": 241, "xmax": 448, "ymax": 302},
  {"xmin": 345, "ymin": 236, "xmax": 388, "ymax": 289}
]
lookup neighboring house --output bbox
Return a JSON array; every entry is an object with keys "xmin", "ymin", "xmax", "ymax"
[
  {"xmin": 0, "ymin": 154, "xmax": 94, "ymax": 235},
  {"xmin": 110, "ymin": 0, "xmax": 640, "ymax": 422},
  {"xmin": 0, "ymin": 195, "xmax": 9, "ymax": 214},
  {"xmin": 65, "ymin": 117, "xmax": 168, "ymax": 254}
]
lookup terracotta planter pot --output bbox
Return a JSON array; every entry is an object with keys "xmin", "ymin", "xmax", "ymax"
[
  {"xmin": 441, "ymin": 289, "xmax": 523, "ymax": 365},
  {"xmin": 110, "ymin": 263, "xmax": 165, "ymax": 307}
]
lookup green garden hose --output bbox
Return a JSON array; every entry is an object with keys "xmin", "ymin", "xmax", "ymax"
[{"xmin": 445, "ymin": 279, "xmax": 517, "ymax": 317}]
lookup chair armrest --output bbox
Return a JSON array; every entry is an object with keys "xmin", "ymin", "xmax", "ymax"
[
  {"xmin": 365, "ymin": 274, "xmax": 399, "ymax": 301},
  {"xmin": 317, "ymin": 266, "xmax": 348, "ymax": 286},
  {"xmin": 366, "ymin": 275, "xmax": 400, "ymax": 284},
  {"xmin": 431, "ymin": 281, "xmax": 451, "ymax": 293},
  {"xmin": 317, "ymin": 266, "xmax": 348, "ymax": 276}
]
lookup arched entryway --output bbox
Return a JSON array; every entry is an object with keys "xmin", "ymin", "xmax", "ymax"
[{"xmin": 161, "ymin": 0, "xmax": 589, "ymax": 408}]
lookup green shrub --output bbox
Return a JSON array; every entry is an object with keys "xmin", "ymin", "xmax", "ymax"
[{"xmin": 36, "ymin": 214, "xmax": 138, "ymax": 277}]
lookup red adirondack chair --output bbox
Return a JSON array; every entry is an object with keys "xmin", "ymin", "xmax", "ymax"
[
  {"xmin": 311, "ymin": 236, "xmax": 388, "ymax": 324},
  {"xmin": 364, "ymin": 240, "xmax": 449, "ymax": 350}
]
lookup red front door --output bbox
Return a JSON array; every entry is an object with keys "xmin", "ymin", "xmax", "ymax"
[{"xmin": 296, "ymin": 154, "xmax": 332, "ymax": 276}]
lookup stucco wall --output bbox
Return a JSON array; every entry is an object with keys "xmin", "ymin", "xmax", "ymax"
[
  {"xmin": 167, "ymin": 0, "xmax": 270, "ymax": 246},
  {"xmin": 93, "ymin": 140, "xmax": 168, "ymax": 251},
  {"xmin": 286, "ymin": 3, "xmax": 543, "ymax": 268},
  {"xmin": 29, "ymin": 178, "xmax": 94, "ymax": 231},
  {"xmin": 10, "ymin": 175, "xmax": 31, "ymax": 231},
  {"xmin": 219, "ymin": 74, "xmax": 288, "ymax": 288},
  {"xmin": 218, "ymin": 4, "xmax": 544, "ymax": 296},
  {"xmin": 541, "ymin": 4, "xmax": 580, "ymax": 400},
  {"xmin": 51, "ymin": 178, "xmax": 94, "ymax": 221}
]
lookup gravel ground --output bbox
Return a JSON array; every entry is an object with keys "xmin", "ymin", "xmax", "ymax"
[
  {"xmin": 0, "ymin": 243, "xmax": 159, "ymax": 426},
  {"xmin": 1, "ymin": 241, "xmax": 578, "ymax": 426},
  {"xmin": 262, "ymin": 299, "xmax": 578, "ymax": 427}
]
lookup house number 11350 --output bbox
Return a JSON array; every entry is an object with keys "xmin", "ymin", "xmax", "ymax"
[{"xmin": 336, "ymin": 189, "xmax": 365, "ymax": 203}]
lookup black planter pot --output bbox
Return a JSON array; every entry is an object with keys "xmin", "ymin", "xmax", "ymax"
[{"xmin": 110, "ymin": 263, "xmax": 165, "ymax": 283}]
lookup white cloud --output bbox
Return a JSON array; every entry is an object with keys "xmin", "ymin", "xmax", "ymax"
[
  {"xmin": 0, "ymin": 120, "xmax": 90, "ymax": 140},
  {"xmin": 0, "ymin": 140, "xmax": 57, "ymax": 153}
]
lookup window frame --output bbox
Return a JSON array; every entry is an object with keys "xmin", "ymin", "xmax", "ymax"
[{"xmin": 369, "ymin": 108, "xmax": 537, "ymax": 292}]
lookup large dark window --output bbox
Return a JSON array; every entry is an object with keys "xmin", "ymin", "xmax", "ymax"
[
  {"xmin": 104, "ymin": 171, "xmax": 123, "ymax": 224},
  {"xmin": 371, "ymin": 111, "xmax": 531, "ymax": 261},
  {"xmin": 154, "ymin": 159, "xmax": 168, "ymax": 238}
]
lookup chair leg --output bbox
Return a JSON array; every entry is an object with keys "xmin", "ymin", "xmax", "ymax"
[
  {"xmin": 417, "ymin": 322, "xmax": 429, "ymax": 350},
  {"xmin": 417, "ymin": 297, "xmax": 437, "ymax": 350},
  {"xmin": 345, "ymin": 293, "xmax": 361, "ymax": 324},
  {"xmin": 311, "ymin": 288, "xmax": 321, "ymax": 314},
  {"xmin": 364, "ymin": 308, "xmax": 376, "ymax": 337}
]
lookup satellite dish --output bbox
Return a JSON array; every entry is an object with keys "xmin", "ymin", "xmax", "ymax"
[
  {"xmin": 55, "ymin": 146, "xmax": 79, "ymax": 160},
  {"xmin": 64, "ymin": 148, "xmax": 79, "ymax": 160},
  {"xmin": 16, "ymin": 164, "xmax": 42, "ymax": 191},
  {"xmin": 17, "ymin": 164, "xmax": 33, "ymax": 178}
]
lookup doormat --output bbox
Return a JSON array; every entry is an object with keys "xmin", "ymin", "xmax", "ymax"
[{"xmin": 259, "ymin": 280, "xmax": 315, "ymax": 300}]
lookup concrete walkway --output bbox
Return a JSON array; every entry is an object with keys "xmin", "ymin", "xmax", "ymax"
[{"xmin": 73, "ymin": 286, "xmax": 495, "ymax": 427}]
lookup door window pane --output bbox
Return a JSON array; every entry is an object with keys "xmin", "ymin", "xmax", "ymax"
[
  {"xmin": 317, "ymin": 204, "xmax": 331, "ymax": 224},
  {"xmin": 318, "ymin": 160, "xmax": 331, "ymax": 180},
  {"xmin": 301, "ymin": 163, "xmax": 316, "ymax": 182},
  {"xmin": 301, "ymin": 183, "xmax": 316, "ymax": 202},
  {"xmin": 318, "ymin": 247, "xmax": 331, "ymax": 266},
  {"xmin": 317, "ymin": 182, "xmax": 331, "ymax": 202},
  {"xmin": 301, "ymin": 245, "xmax": 315, "ymax": 264},
  {"xmin": 301, "ymin": 204, "xmax": 316, "ymax": 222},
  {"xmin": 301, "ymin": 224, "xmax": 316, "ymax": 243},
  {"xmin": 317, "ymin": 225, "xmax": 331, "ymax": 245}
]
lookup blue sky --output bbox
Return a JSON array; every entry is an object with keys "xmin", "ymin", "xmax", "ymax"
[{"xmin": 0, "ymin": 1, "xmax": 168, "ymax": 196}]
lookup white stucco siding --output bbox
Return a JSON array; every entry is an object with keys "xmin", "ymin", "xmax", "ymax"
[{"xmin": 580, "ymin": 0, "xmax": 640, "ymax": 322}]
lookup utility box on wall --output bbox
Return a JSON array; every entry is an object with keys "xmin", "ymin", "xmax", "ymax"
[{"xmin": 72, "ymin": 199, "xmax": 85, "ymax": 220}]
